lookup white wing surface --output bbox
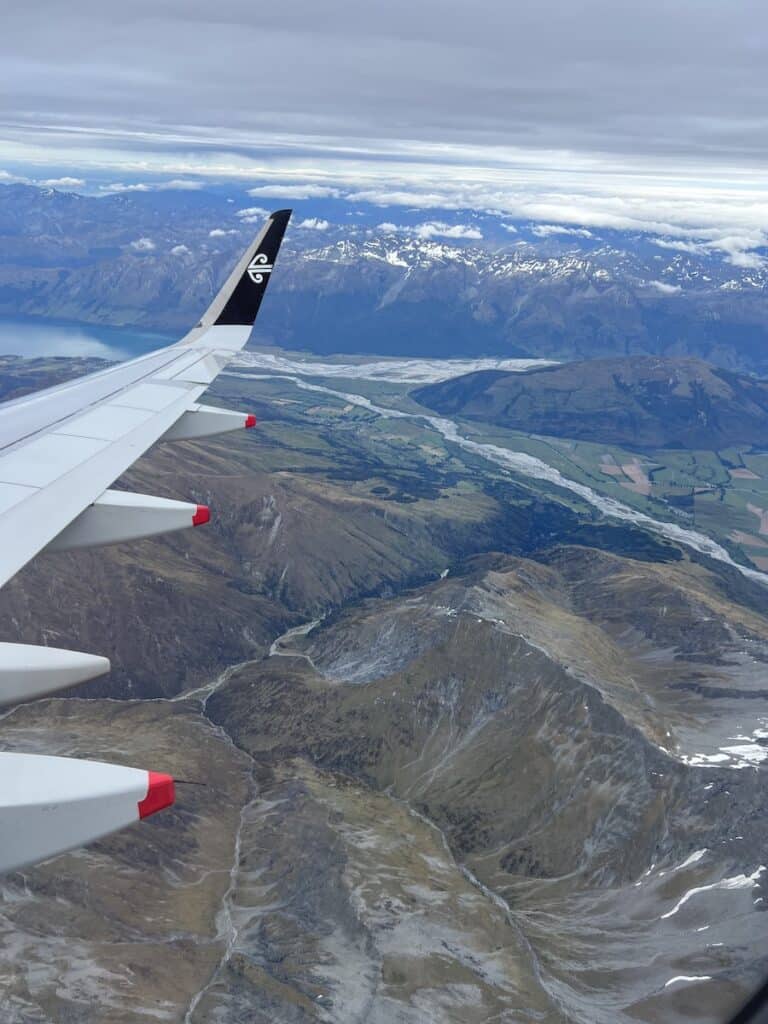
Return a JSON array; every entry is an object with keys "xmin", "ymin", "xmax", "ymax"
[{"xmin": 0, "ymin": 209, "xmax": 291, "ymax": 871}]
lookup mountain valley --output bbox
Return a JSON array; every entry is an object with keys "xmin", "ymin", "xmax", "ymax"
[{"xmin": 0, "ymin": 354, "xmax": 766, "ymax": 1023}]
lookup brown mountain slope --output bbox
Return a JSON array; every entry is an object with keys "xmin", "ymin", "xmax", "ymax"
[
  {"xmin": 3, "ymin": 544, "xmax": 766, "ymax": 1024},
  {"xmin": 0, "ymin": 369, "xmax": 691, "ymax": 700},
  {"xmin": 206, "ymin": 549, "xmax": 768, "ymax": 1023},
  {"xmin": 1, "ymin": 364, "xmax": 767, "ymax": 1022}
]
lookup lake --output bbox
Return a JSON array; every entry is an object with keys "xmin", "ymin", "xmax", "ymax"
[{"xmin": 0, "ymin": 318, "xmax": 174, "ymax": 362}]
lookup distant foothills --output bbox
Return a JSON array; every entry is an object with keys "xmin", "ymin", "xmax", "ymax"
[
  {"xmin": 414, "ymin": 356, "xmax": 768, "ymax": 450},
  {"xmin": 0, "ymin": 181, "xmax": 767, "ymax": 373}
]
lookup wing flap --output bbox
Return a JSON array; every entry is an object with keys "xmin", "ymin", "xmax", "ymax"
[{"xmin": 0, "ymin": 347, "xmax": 191, "ymax": 451}]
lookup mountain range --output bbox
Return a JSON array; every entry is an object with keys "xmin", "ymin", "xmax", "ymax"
[
  {"xmin": 1, "ymin": 183, "xmax": 767, "ymax": 372},
  {"xmin": 0, "ymin": 184, "xmax": 767, "ymax": 1023}
]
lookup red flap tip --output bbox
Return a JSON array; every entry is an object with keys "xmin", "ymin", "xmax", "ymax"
[
  {"xmin": 245, "ymin": 414, "xmax": 257, "ymax": 429},
  {"xmin": 138, "ymin": 771, "xmax": 175, "ymax": 820},
  {"xmin": 192, "ymin": 504, "xmax": 211, "ymax": 527}
]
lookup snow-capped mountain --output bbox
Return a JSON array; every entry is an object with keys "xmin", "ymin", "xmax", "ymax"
[
  {"xmin": 265, "ymin": 232, "xmax": 768, "ymax": 371},
  {"xmin": 0, "ymin": 183, "xmax": 766, "ymax": 372}
]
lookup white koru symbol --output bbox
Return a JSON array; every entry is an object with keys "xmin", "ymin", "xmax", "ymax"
[{"xmin": 247, "ymin": 253, "xmax": 273, "ymax": 284}]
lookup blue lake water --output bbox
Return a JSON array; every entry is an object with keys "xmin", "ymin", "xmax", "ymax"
[{"xmin": 0, "ymin": 318, "xmax": 174, "ymax": 362}]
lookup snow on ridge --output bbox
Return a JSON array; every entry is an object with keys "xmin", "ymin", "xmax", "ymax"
[
  {"xmin": 660, "ymin": 866, "xmax": 766, "ymax": 920},
  {"xmin": 664, "ymin": 975, "xmax": 712, "ymax": 988},
  {"xmin": 677, "ymin": 718, "xmax": 768, "ymax": 770},
  {"xmin": 677, "ymin": 849, "xmax": 708, "ymax": 870}
]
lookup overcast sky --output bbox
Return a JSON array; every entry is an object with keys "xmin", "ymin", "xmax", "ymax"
[{"xmin": 1, "ymin": 0, "xmax": 767, "ymax": 257}]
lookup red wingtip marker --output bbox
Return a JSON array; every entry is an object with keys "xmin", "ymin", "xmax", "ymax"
[
  {"xmin": 245, "ymin": 414, "xmax": 257, "ymax": 429},
  {"xmin": 138, "ymin": 771, "xmax": 175, "ymax": 820},
  {"xmin": 192, "ymin": 504, "xmax": 211, "ymax": 527}
]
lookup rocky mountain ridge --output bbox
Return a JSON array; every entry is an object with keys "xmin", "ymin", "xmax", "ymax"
[{"xmin": 1, "ymin": 183, "xmax": 767, "ymax": 371}]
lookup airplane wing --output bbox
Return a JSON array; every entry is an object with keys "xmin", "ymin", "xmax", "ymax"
[{"xmin": 0, "ymin": 209, "xmax": 291, "ymax": 872}]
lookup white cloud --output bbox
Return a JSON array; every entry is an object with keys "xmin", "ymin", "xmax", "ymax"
[
  {"xmin": 648, "ymin": 280, "xmax": 682, "ymax": 295},
  {"xmin": 247, "ymin": 184, "xmax": 340, "ymax": 200},
  {"xmin": 651, "ymin": 232, "xmax": 766, "ymax": 267},
  {"xmin": 532, "ymin": 224, "xmax": 593, "ymax": 238},
  {"xmin": 38, "ymin": 176, "xmax": 85, "ymax": 189},
  {"xmin": 0, "ymin": 169, "xmax": 30, "ymax": 183},
  {"xmin": 170, "ymin": 243, "xmax": 191, "ymax": 255},
  {"xmin": 413, "ymin": 221, "xmax": 483, "ymax": 241},
  {"xmin": 348, "ymin": 188, "xmax": 455, "ymax": 208},
  {"xmin": 162, "ymin": 178, "xmax": 204, "ymax": 190},
  {"xmin": 130, "ymin": 237, "xmax": 156, "ymax": 251},
  {"xmin": 2, "ymin": 121, "xmax": 766, "ymax": 267},
  {"xmin": 502, "ymin": 224, "xmax": 518, "ymax": 233},
  {"xmin": 209, "ymin": 227, "xmax": 239, "ymax": 237},
  {"xmin": 651, "ymin": 238, "xmax": 708, "ymax": 255},
  {"xmin": 340, "ymin": 173, "xmax": 768, "ymax": 269},
  {"xmin": 235, "ymin": 205, "xmax": 269, "ymax": 223},
  {"xmin": 375, "ymin": 219, "xmax": 482, "ymax": 241},
  {"xmin": 709, "ymin": 234, "xmax": 766, "ymax": 268},
  {"xmin": 296, "ymin": 217, "xmax": 330, "ymax": 230},
  {"xmin": 721, "ymin": 249, "xmax": 764, "ymax": 269},
  {"xmin": 100, "ymin": 179, "xmax": 204, "ymax": 194},
  {"xmin": 374, "ymin": 219, "xmax": 482, "ymax": 241},
  {"xmin": 101, "ymin": 182, "xmax": 150, "ymax": 193}
]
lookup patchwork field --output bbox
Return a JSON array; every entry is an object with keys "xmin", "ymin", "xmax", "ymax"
[{"xmin": 456, "ymin": 420, "xmax": 768, "ymax": 573}]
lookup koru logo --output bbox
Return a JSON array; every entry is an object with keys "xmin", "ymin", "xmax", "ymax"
[{"xmin": 246, "ymin": 253, "xmax": 273, "ymax": 284}]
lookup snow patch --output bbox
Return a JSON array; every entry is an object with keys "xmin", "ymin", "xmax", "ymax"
[
  {"xmin": 664, "ymin": 975, "xmax": 712, "ymax": 988},
  {"xmin": 660, "ymin": 866, "xmax": 765, "ymax": 919}
]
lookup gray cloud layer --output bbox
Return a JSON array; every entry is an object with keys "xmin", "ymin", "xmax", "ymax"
[
  {"xmin": 1, "ymin": 0, "xmax": 767, "ymax": 163},
  {"xmin": 1, "ymin": 0, "xmax": 766, "ymax": 261}
]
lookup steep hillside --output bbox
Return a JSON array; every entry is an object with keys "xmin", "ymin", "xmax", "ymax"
[
  {"xmin": 0, "ymin": 365, "xmax": 676, "ymax": 700},
  {"xmin": 414, "ymin": 355, "xmax": 768, "ymax": 449},
  {"xmin": 3, "ymin": 546, "xmax": 767, "ymax": 1024},
  {"xmin": 1, "ymin": 358, "xmax": 767, "ymax": 1023},
  {"xmin": 203, "ymin": 549, "xmax": 768, "ymax": 1023}
]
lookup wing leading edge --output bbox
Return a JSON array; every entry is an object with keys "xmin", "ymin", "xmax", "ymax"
[{"xmin": 0, "ymin": 209, "xmax": 291, "ymax": 872}]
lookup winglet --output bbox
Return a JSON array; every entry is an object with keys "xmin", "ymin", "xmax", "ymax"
[{"xmin": 201, "ymin": 209, "xmax": 292, "ymax": 327}]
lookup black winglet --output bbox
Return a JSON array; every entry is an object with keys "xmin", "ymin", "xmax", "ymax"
[{"xmin": 201, "ymin": 209, "xmax": 292, "ymax": 327}]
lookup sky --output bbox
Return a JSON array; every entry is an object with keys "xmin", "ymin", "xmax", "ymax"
[{"xmin": 1, "ymin": 0, "xmax": 767, "ymax": 261}]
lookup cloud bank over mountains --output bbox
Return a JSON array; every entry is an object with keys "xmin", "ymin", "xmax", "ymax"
[{"xmin": 0, "ymin": 1, "xmax": 765, "ymax": 263}]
